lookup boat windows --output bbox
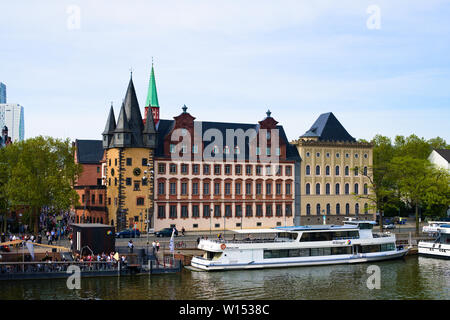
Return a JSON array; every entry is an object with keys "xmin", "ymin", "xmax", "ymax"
[
  {"xmin": 300, "ymin": 231, "xmax": 359, "ymax": 242},
  {"xmin": 203, "ymin": 251, "xmax": 223, "ymax": 261},
  {"xmin": 331, "ymin": 247, "xmax": 352, "ymax": 255},
  {"xmin": 263, "ymin": 246, "xmax": 353, "ymax": 259},
  {"xmin": 361, "ymin": 245, "xmax": 381, "ymax": 253},
  {"xmin": 358, "ymin": 223, "xmax": 373, "ymax": 230},
  {"xmin": 380, "ymin": 243, "xmax": 396, "ymax": 251}
]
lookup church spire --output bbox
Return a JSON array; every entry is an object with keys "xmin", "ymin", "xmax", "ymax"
[{"xmin": 145, "ymin": 63, "xmax": 159, "ymax": 108}]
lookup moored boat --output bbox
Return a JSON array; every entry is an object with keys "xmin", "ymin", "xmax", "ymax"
[
  {"xmin": 190, "ymin": 219, "xmax": 408, "ymax": 271},
  {"xmin": 418, "ymin": 224, "xmax": 450, "ymax": 259}
]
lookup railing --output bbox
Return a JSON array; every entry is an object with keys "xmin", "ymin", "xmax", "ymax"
[
  {"xmin": 0, "ymin": 261, "xmax": 119, "ymax": 276},
  {"xmin": 373, "ymin": 233, "xmax": 395, "ymax": 238},
  {"xmin": 203, "ymin": 238, "xmax": 297, "ymax": 245}
]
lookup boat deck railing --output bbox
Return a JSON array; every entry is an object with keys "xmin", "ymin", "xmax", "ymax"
[
  {"xmin": 205, "ymin": 238, "xmax": 297, "ymax": 245},
  {"xmin": 0, "ymin": 261, "xmax": 119, "ymax": 275},
  {"xmin": 373, "ymin": 233, "xmax": 395, "ymax": 238}
]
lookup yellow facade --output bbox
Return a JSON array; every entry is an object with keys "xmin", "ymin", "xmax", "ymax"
[
  {"xmin": 293, "ymin": 139, "xmax": 375, "ymax": 224},
  {"xmin": 105, "ymin": 147, "xmax": 154, "ymax": 232}
]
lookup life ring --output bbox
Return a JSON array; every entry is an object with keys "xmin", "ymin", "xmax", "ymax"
[{"xmin": 220, "ymin": 244, "xmax": 226, "ymax": 250}]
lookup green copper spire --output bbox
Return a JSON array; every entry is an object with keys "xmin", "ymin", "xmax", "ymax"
[{"xmin": 145, "ymin": 63, "xmax": 159, "ymax": 108}]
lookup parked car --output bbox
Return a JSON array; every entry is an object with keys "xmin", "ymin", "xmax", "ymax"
[
  {"xmin": 384, "ymin": 223, "xmax": 396, "ymax": 230},
  {"xmin": 155, "ymin": 227, "xmax": 178, "ymax": 237},
  {"xmin": 116, "ymin": 229, "xmax": 141, "ymax": 238}
]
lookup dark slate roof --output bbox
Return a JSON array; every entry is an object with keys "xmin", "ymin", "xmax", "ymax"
[
  {"xmin": 435, "ymin": 149, "xmax": 450, "ymax": 162},
  {"xmin": 155, "ymin": 119, "xmax": 300, "ymax": 161},
  {"xmin": 102, "ymin": 105, "xmax": 116, "ymax": 135},
  {"xmin": 76, "ymin": 140, "xmax": 104, "ymax": 164},
  {"xmin": 302, "ymin": 112, "xmax": 356, "ymax": 142}
]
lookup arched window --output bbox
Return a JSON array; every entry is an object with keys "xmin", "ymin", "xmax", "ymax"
[
  {"xmin": 305, "ymin": 183, "xmax": 311, "ymax": 195},
  {"xmin": 316, "ymin": 183, "xmax": 321, "ymax": 195},
  {"xmin": 345, "ymin": 203, "xmax": 350, "ymax": 215},
  {"xmin": 354, "ymin": 166, "xmax": 359, "ymax": 176},
  {"xmin": 345, "ymin": 183, "xmax": 350, "ymax": 195},
  {"xmin": 335, "ymin": 165, "xmax": 340, "ymax": 176},
  {"xmin": 355, "ymin": 203, "xmax": 359, "ymax": 215},
  {"xmin": 354, "ymin": 183, "xmax": 359, "ymax": 195},
  {"xmin": 316, "ymin": 165, "xmax": 320, "ymax": 175},
  {"xmin": 326, "ymin": 203, "xmax": 331, "ymax": 215},
  {"xmin": 336, "ymin": 204, "xmax": 341, "ymax": 215},
  {"xmin": 364, "ymin": 183, "xmax": 368, "ymax": 195},
  {"xmin": 335, "ymin": 183, "xmax": 340, "ymax": 195},
  {"xmin": 316, "ymin": 203, "xmax": 321, "ymax": 215},
  {"xmin": 363, "ymin": 166, "xmax": 368, "ymax": 176},
  {"xmin": 326, "ymin": 183, "xmax": 330, "ymax": 195},
  {"xmin": 306, "ymin": 165, "xmax": 310, "ymax": 175},
  {"xmin": 326, "ymin": 166, "xmax": 330, "ymax": 176},
  {"xmin": 364, "ymin": 203, "xmax": 369, "ymax": 214},
  {"xmin": 306, "ymin": 204, "xmax": 311, "ymax": 215},
  {"xmin": 345, "ymin": 166, "xmax": 349, "ymax": 176}
]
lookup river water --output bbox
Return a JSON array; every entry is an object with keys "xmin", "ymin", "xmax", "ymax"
[{"xmin": 0, "ymin": 256, "xmax": 448, "ymax": 300}]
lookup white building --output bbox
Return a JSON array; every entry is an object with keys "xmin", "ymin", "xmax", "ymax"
[
  {"xmin": 428, "ymin": 149, "xmax": 450, "ymax": 171},
  {"xmin": 0, "ymin": 103, "xmax": 25, "ymax": 142}
]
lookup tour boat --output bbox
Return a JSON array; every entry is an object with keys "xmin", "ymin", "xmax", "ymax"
[
  {"xmin": 418, "ymin": 224, "xmax": 450, "ymax": 259},
  {"xmin": 422, "ymin": 221, "xmax": 450, "ymax": 234},
  {"xmin": 189, "ymin": 219, "xmax": 408, "ymax": 271}
]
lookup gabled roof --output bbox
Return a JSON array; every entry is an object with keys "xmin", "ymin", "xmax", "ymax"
[
  {"xmin": 435, "ymin": 149, "xmax": 450, "ymax": 162},
  {"xmin": 301, "ymin": 112, "xmax": 355, "ymax": 142},
  {"xmin": 75, "ymin": 140, "xmax": 104, "ymax": 164}
]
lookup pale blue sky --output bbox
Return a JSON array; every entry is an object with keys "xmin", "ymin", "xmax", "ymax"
[{"xmin": 1, "ymin": 0, "xmax": 449, "ymax": 143}]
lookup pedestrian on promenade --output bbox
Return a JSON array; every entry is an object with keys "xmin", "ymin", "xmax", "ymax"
[
  {"xmin": 197, "ymin": 237, "xmax": 200, "ymax": 245},
  {"xmin": 156, "ymin": 241, "xmax": 160, "ymax": 252},
  {"xmin": 128, "ymin": 239, "xmax": 134, "ymax": 253},
  {"xmin": 181, "ymin": 227, "xmax": 185, "ymax": 236}
]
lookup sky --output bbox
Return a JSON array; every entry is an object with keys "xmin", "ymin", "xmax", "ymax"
[{"xmin": 1, "ymin": 0, "xmax": 449, "ymax": 143}]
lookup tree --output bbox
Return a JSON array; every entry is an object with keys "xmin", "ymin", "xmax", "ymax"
[
  {"xmin": 390, "ymin": 156, "xmax": 450, "ymax": 235},
  {"xmin": 1, "ymin": 136, "xmax": 81, "ymax": 233}
]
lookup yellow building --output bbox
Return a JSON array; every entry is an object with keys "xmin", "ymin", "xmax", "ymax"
[{"xmin": 292, "ymin": 112, "xmax": 374, "ymax": 225}]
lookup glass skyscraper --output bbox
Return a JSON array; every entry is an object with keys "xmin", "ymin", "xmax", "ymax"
[{"xmin": 0, "ymin": 82, "xmax": 6, "ymax": 103}]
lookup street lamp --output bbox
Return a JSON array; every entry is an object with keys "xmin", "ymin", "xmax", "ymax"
[
  {"xmin": 210, "ymin": 207, "xmax": 213, "ymax": 236},
  {"xmin": 143, "ymin": 165, "xmax": 155, "ymax": 256}
]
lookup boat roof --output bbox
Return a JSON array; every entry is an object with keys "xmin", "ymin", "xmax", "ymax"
[
  {"xmin": 276, "ymin": 225, "xmax": 358, "ymax": 231},
  {"xmin": 428, "ymin": 221, "xmax": 450, "ymax": 224},
  {"xmin": 232, "ymin": 228, "xmax": 282, "ymax": 234},
  {"xmin": 343, "ymin": 219, "xmax": 376, "ymax": 225},
  {"xmin": 438, "ymin": 224, "xmax": 450, "ymax": 232}
]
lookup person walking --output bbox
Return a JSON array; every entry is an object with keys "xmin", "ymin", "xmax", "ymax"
[
  {"xmin": 128, "ymin": 239, "xmax": 134, "ymax": 253},
  {"xmin": 156, "ymin": 241, "xmax": 160, "ymax": 252}
]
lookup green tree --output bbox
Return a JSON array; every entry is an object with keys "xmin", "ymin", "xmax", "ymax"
[{"xmin": 1, "ymin": 136, "xmax": 81, "ymax": 234}]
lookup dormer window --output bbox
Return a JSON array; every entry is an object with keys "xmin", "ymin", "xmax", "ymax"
[
  {"xmin": 256, "ymin": 147, "xmax": 261, "ymax": 155},
  {"xmin": 224, "ymin": 146, "xmax": 230, "ymax": 154},
  {"xmin": 170, "ymin": 144, "xmax": 175, "ymax": 153},
  {"xmin": 213, "ymin": 145, "xmax": 219, "ymax": 154},
  {"xmin": 234, "ymin": 146, "xmax": 240, "ymax": 154},
  {"xmin": 266, "ymin": 147, "xmax": 271, "ymax": 156},
  {"xmin": 181, "ymin": 144, "xmax": 187, "ymax": 153},
  {"xmin": 192, "ymin": 144, "xmax": 198, "ymax": 154}
]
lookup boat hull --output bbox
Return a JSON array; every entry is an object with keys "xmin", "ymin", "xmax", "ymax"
[
  {"xmin": 418, "ymin": 242, "xmax": 450, "ymax": 259},
  {"xmin": 190, "ymin": 249, "xmax": 409, "ymax": 271}
]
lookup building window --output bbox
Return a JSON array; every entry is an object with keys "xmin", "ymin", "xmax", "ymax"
[
  {"xmin": 354, "ymin": 167, "xmax": 359, "ymax": 176},
  {"xmin": 170, "ymin": 182, "xmax": 176, "ymax": 195},
  {"xmin": 214, "ymin": 182, "xmax": 221, "ymax": 195},
  {"xmin": 235, "ymin": 165, "xmax": 242, "ymax": 175},
  {"xmin": 99, "ymin": 194, "xmax": 103, "ymax": 204},
  {"xmin": 91, "ymin": 194, "xmax": 95, "ymax": 204},
  {"xmin": 354, "ymin": 183, "xmax": 359, "ymax": 195},
  {"xmin": 181, "ymin": 182, "xmax": 188, "ymax": 195},
  {"xmin": 276, "ymin": 204, "xmax": 282, "ymax": 217},
  {"xmin": 364, "ymin": 153, "xmax": 368, "ymax": 159},
  {"xmin": 345, "ymin": 153, "xmax": 349, "ymax": 158},
  {"xmin": 256, "ymin": 183, "xmax": 262, "ymax": 195},
  {"xmin": 142, "ymin": 177, "xmax": 148, "ymax": 186},
  {"xmin": 225, "ymin": 205, "xmax": 232, "ymax": 217},
  {"xmin": 224, "ymin": 146, "xmax": 230, "ymax": 154},
  {"xmin": 142, "ymin": 158, "xmax": 148, "ymax": 166},
  {"xmin": 266, "ymin": 147, "xmax": 271, "ymax": 156},
  {"xmin": 256, "ymin": 147, "xmax": 261, "ymax": 155},
  {"xmin": 169, "ymin": 163, "xmax": 177, "ymax": 174},
  {"xmin": 326, "ymin": 203, "xmax": 331, "ymax": 215},
  {"xmin": 276, "ymin": 183, "xmax": 282, "ymax": 195},
  {"xmin": 225, "ymin": 164, "xmax": 231, "ymax": 175},
  {"xmin": 158, "ymin": 163, "xmax": 166, "ymax": 174},
  {"xmin": 235, "ymin": 146, "xmax": 240, "ymax": 154},
  {"xmin": 335, "ymin": 165, "xmax": 340, "ymax": 176},
  {"xmin": 203, "ymin": 164, "xmax": 210, "ymax": 175},
  {"xmin": 305, "ymin": 183, "xmax": 310, "ymax": 195},
  {"xmin": 170, "ymin": 206, "xmax": 177, "ymax": 218},
  {"xmin": 192, "ymin": 205, "xmax": 200, "ymax": 217},
  {"xmin": 355, "ymin": 203, "xmax": 359, "ymax": 215},
  {"xmin": 203, "ymin": 182, "xmax": 210, "ymax": 195},
  {"xmin": 306, "ymin": 204, "xmax": 311, "ymax": 215},
  {"xmin": 345, "ymin": 166, "xmax": 349, "ymax": 176},
  {"xmin": 326, "ymin": 183, "xmax": 330, "ymax": 195},
  {"xmin": 192, "ymin": 182, "xmax": 199, "ymax": 195},
  {"xmin": 316, "ymin": 152, "xmax": 320, "ymax": 157},
  {"xmin": 134, "ymin": 181, "xmax": 140, "ymax": 191},
  {"xmin": 315, "ymin": 183, "xmax": 320, "ymax": 195},
  {"xmin": 256, "ymin": 165, "xmax": 262, "ymax": 175},
  {"xmin": 266, "ymin": 183, "xmax": 272, "ymax": 195},
  {"xmin": 246, "ymin": 205, "xmax": 253, "ymax": 217},
  {"xmin": 286, "ymin": 166, "xmax": 292, "ymax": 176},
  {"xmin": 363, "ymin": 166, "xmax": 368, "ymax": 176},
  {"xmin": 276, "ymin": 165, "xmax": 282, "ymax": 175},
  {"xmin": 235, "ymin": 205, "xmax": 242, "ymax": 217},
  {"xmin": 181, "ymin": 164, "xmax": 188, "ymax": 174},
  {"xmin": 364, "ymin": 184, "xmax": 368, "ymax": 195},
  {"xmin": 355, "ymin": 153, "xmax": 358, "ymax": 158},
  {"xmin": 225, "ymin": 183, "xmax": 231, "ymax": 195},
  {"xmin": 325, "ymin": 166, "xmax": 330, "ymax": 176},
  {"xmin": 203, "ymin": 205, "xmax": 211, "ymax": 218},
  {"xmin": 246, "ymin": 183, "xmax": 252, "ymax": 195},
  {"xmin": 315, "ymin": 165, "xmax": 321, "ymax": 175},
  {"xmin": 326, "ymin": 152, "xmax": 330, "ymax": 158},
  {"xmin": 181, "ymin": 206, "xmax": 188, "ymax": 218},
  {"xmin": 214, "ymin": 164, "xmax": 221, "ymax": 175},
  {"xmin": 336, "ymin": 204, "xmax": 341, "ymax": 215},
  {"xmin": 316, "ymin": 203, "xmax": 321, "ymax": 215},
  {"xmin": 192, "ymin": 164, "xmax": 199, "ymax": 174},
  {"xmin": 214, "ymin": 205, "xmax": 221, "ymax": 217},
  {"xmin": 256, "ymin": 205, "xmax": 263, "ymax": 217},
  {"xmin": 306, "ymin": 165, "xmax": 310, "ymax": 175},
  {"xmin": 235, "ymin": 182, "xmax": 241, "ymax": 195},
  {"xmin": 306, "ymin": 152, "xmax": 310, "ymax": 157},
  {"xmin": 286, "ymin": 183, "xmax": 291, "ymax": 195},
  {"xmin": 246, "ymin": 165, "xmax": 252, "ymax": 175},
  {"xmin": 336, "ymin": 153, "xmax": 340, "ymax": 158},
  {"xmin": 346, "ymin": 203, "xmax": 350, "ymax": 215},
  {"xmin": 126, "ymin": 178, "xmax": 132, "ymax": 186},
  {"xmin": 158, "ymin": 182, "xmax": 165, "ymax": 195},
  {"xmin": 126, "ymin": 158, "xmax": 132, "ymax": 166},
  {"xmin": 192, "ymin": 145, "xmax": 198, "ymax": 154},
  {"xmin": 137, "ymin": 197, "xmax": 144, "ymax": 206},
  {"xmin": 345, "ymin": 183, "xmax": 349, "ymax": 195},
  {"xmin": 158, "ymin": 206, "xmax": 166, "ymax": 218},
  {"xmin": 266, "ymin": 205, "xmax": 273, "ymax": 217},
  {"xmin": 265, "ymin": 166, "xmax": 271, "ymax": 175},
  {"xmin": 335, "ymin": 183, "xmax": 340, "ymax": 195}
]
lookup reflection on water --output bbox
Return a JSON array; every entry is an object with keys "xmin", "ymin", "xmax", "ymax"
[{"xmin": 0, "ymin": 256, "xmax": 448, "ymax": 300}]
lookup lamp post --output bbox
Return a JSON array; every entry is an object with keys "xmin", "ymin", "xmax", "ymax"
[
  {"xmin": 143, "ymin": 164, "xmax": 154, "ymax": 257},
  {"xmin": 210, "ymin": 208, "xmax": 213, "ymax": 236}
]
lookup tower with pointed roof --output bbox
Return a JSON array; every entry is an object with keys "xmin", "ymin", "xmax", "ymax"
[
  {"xmin": 292, "ymin": 112, "xmax": 374, "ymax": 225},
  {"xmin": 102, "ymin": 76, "xmax": 158, "ymax": 232},
  {"xmin": 144, "ymin": 63, "xmax": 160, "ymax": 127}
]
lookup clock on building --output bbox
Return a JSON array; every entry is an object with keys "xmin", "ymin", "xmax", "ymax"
[{"xmin": 133, "ymin": 168, "xmax": 141, "ymax": 176}]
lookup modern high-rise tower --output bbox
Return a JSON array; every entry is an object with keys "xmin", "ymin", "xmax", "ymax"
[
  {"xmin": 0, "ymin": 83, "xmax": 6, "ymax": 103},
  {"xmin": 0, "ymin": 103, "xmax": 25, "ymax": 142}
]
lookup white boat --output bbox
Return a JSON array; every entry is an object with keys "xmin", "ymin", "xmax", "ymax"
[
  {"xmin": 418, "ymin": 224, "xmax": 450, "ymax": 259},
  {"xmin": 422, "ymin": 221, "xmax": 450, "ymax": 234},
  {"xmin": 190, "ymin": 219, "xmax": 408, "ymax": 271}
]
